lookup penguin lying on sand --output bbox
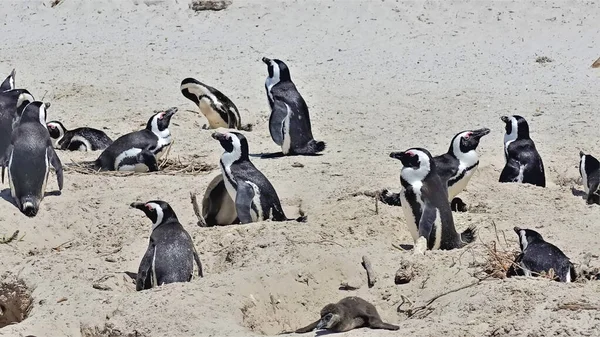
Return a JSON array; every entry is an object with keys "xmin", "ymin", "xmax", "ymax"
[
  {"xmin": 508, "ymin": 227, "xmax": 576, "ymax": 283},
  {"xmin": 212, "ymin": 131, "xmax": 307, "ymax": 224},
  {"xmin": 47, "ymin": 120, "xmax": 113, "ymax": 151},
  {"xmin": 499, "ymin": 115, "xmax": 545, "ymax": 187},
  {"xmin": 293, "ymin": 297, "xmax": 399, "ymax": 333},
  {"xmin": 0, "ymin": 69, "xmax": 16, "ymax": 92},
  {"xmin": 261, "ymin": 57, "xmax": 325, "ymax": 157},
  {"xmin": 131, "ymin": 200, "xmax": 203, "ymax": 291},
  {"xmin": 391, "ymin": 148, "xmax": 476, "ymax": 252},
  {"xmin": 180, "ymin": 77, "xmax": 252, "ymax": 131},
  {"xmin": 381, "ymin": 128, "xmax": 490, "ymax": 212},
  {"xmin": 94, "ymin": 107, "xmax": 176, "ymax": 172},
  {"xmin": 579, "ymin": 151, "xmax": 600, "ymax": 205},
  {"xmin": 1, "ymin": 101, "xmax": 63, "ymax": 217}
]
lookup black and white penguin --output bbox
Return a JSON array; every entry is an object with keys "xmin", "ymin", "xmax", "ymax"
[
  {"xmin": 579, "ymin": 151, "xmax": 600, "ymax": 205},
  {"xmin": 46, "ymin": 120, "xmax": 113, "ymax": 151},
  {"xmin": 212, "ymin": 131, "xmax": 307, "ymax": 224},
  {"xmin": 499, "ymin": 115, "xmax": 545, "ymax": 187},
  {"xmin": 1, "ymin": 101, "xmax": 63, "ymax": 217},
  {"xmin": 94, "ymin": 107, "xmax": 177, "ymax": 172},
  {"xmin": 381, "ymin": 128, "xmax": 490, "ymax": 211},
  {"xmin": 261, "ymin": 57, "xmax": 325, "ymax": 156},
  {"xmin": 0, "ymin": 89, "xmax": 35, "ymax": 160},
  {"xmin": 180, "ymin": 77, "xmax": 251, "ymax": 131},
  {"xmin": 508, "ymin": 227, "xmax": 576, "ymax": 282},
  {"xmin": 391, "ymin": 148, "xmax": 476, "ymax": 251},
  {"xmin": 201, "ymin": 174, "xmax": 239, "ymax": 226},
  {"xmin": 130, "ymin": 200, "xmax": 203, "ymax": 291},
  {"xmin": 0, "ymin": 69, "xmax": 16, "ymax": 92}
]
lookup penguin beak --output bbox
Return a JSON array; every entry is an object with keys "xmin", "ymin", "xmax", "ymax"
[
  {"xmin": 130, "ymin": 202, "xmax": 146, "ymax": 211},
  {"xmin": 389, "ymin": 151, "xmax": 406, "ymax": 161},
  {"xmin": 471, "ymin": 128, "xmax": 491, "ymax": 139},
  {"xmin": 513, "ymin": 226, "xmax": 522, "ymax": 234},
  {"xmin": 44, "ymin": 102, "xmax": 51, "ymax": 109},
  {"xmin": 500, "ymin": 116, "xmax": 509, "ymax": 123},
  {"xmin": 580, "ymin": 150, "xmax": 585, "ymax": 157},
  {"xmin": 316, "ymin": 319, "xmax": 326, "ymax": 330},
  {"xmin": 164, "ymin": 107, "xmax": 178, "ymax": 117},
  {"xmin": 262, "ymin": 57, "xmax": 271, "ymax": 65}
]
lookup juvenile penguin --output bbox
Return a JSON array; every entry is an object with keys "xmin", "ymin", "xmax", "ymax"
[
  {"xmin": 131, "ymin": 200, "xmax": 203, "ymax": 291},
  {"xmin": 508, "ymin": 227, "xmax": 576, "ymax": 282},
  {"xmin": 94, "ymin": 107, "xmax": 177, "ymax": 172},
  {"xmin": 294, "ymin": 297, "xmax": 399, "ymax": 333},
  {"xmin": 391, "ymin": 148, "xmax": 476, "ymax": 251},
  {"xmin": 262, "ymin": 57, "xmax": 325, "ymax": 156},
  {"xmin": 381, "ymin": 128, "xmax": 490, "ymax": 211},
  {"xmin": 0, "ymin": 89, "xmax": 35, "ymax": 159},
  {"xmin": 47, "ymin": 120, "xmax": 113, "ymax": 151},
  {"xmin": 579, "ymin": 151, "xmax": 600, "ymax": 205},
  {"xmin": 180, "ymin": 78, "xmax": 251, "ymax": 131},
  {"xmin": 1, "ymin": 101, "xmax": 63, "ymax": 217},
  {"xmin": 200, "ymin": 174, "xmax": 239, "ymax": 226},
  {"xmin": 499, "ymin": 115, "xmax": 545, "ymax": 187},
  {"xmin": 0, "ymin": 69, "xmax": 16, "ymax": 92},
  {"xmin": 212, "ymin": 131, "xmax": 306, "ymax": 224}
]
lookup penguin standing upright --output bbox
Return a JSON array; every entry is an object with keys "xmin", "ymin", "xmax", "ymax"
[
  {"xmin": 94, "ymin": 107, "xmax": 177, "ymax": 172},
  {"xmin": 0, "ymin": 69, "xmax": 16, "ymax": 92},
  {"xmin": 212, "ymin": 131, "xmax": 306, "ymax": 224},
  {"xmin": 180, "ymin": 78, "xmax": 251, "ymax": 131},
  {"xmin": 508, "ymin": 227, "xmax": 576, "ymax": 282},
  {"xmin": 131, "ymin": 200, "xmax": 203, "ymax": 291},
  {"xmin": 0, "ymin": 89, "xmax": 35, "ymax": 159},
  {"xmin": 499, "ymin": 115, "xmax": 545, "ymax": 187},
  {"xmin": 47, "ymin": 120, "xmax": 113, "ymax": 151},
  {"xmin": 1, "ymin": 101, "xmax": 63, "ymax": 217},
  {"xmin": 261, "ymin": 57, "xmax": 325, "ymax": 156},
  {"xmin": 381, "ymin": 127, "xmax": 490, "ymax": 211},
  {"xmin": 579, "ymin": 151, "xmax": 600, "ymax": 204},
  {"xmin": 390, "ymin": 148, "xmax": 476, "ymax": 252}
]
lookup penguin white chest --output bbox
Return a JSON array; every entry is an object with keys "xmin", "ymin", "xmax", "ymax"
[
  {"xmin": 221, "ymin": 164, "xmax": 237, "ymax": 201},
  {"xmin": 199, "ymin": 98, "xmax": 228, "ymax": 128},
  {"xmin": 447, "ymin": 164, "xmax": 476, "ymax": 200},
  {"xmin": 281, "ymin": 106, "xmax": 292, "ymax": 155},
  {"xmin": 400, "ymin": 182, "xmax": 423, "ymax": 243},
  {"xmin": 580, "ymin": 156, "xmax": 589, "ymax": 193},
  {"xmin": 154, "ymin": 135, "xmax": 172, "ymax": 160}
]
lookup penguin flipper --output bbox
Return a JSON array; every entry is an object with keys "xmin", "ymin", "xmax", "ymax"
[
  {"xmin": 0, "ymin": 68, "xmax": 15, "ymax": 91},
  {"xmin": 136, "ymin": 149, "xmax": 159, "ymax": 172},
  {"xmin": 136, "ymin": 241, "xmax": 155, "ymax": 291},
  {"xmin": 293, "ymin": 319, "xmax": 320, "ymax": 333},
  {"xmin": 417, "ymin": 203, "xmax": 436, "ymax": 247},
  {"xmin": 499, "ymin": 160, "xmax": 520, "ymax": 183},
  {"xmin": 268, "ymin": 100, "xmax": 287, "ymax": 146},
  {"xmin": 234, "ymin": 181, "xmax": 256, "ymax": 224},
  {"xmin": 47, "ymin": 146, "xmax": 63, "ymax": 190}
]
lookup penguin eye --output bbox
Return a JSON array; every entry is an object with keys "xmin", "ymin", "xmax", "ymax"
[
  {"xmin": 158, "ymin": 113, "xmax": 164, "ymax": 120},
  {"xmin": 145, "ymin": 204, "xmax": 154, "ymax": 211},
  {"xmin": 464, "ymin": 133, "xmax": 472, "ymax": 139}
]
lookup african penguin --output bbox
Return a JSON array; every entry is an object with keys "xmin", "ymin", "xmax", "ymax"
[
  {"xmin": 508, "ymin": 227, "xmax": 576, "ymax": 283},
  {"xmin": 1, "ymin": 101, "xmax": 63, "ymax": 217},
  {"xmin": 0, "ymin": 89, "xmax": 35, "ymax": 160},
  {"xmin": 579, "ymin": 151, "xmax": 600, "ymax": 205},
  {"xmin": 131, "ymin": 200, "xmax": 203, "ymax": 291},
  {"xmin": 212, "ymin": 131, "xmax": 306, "ymax": 224},
  {"xmin": 262, "ymin": 57, "xmax": 325, "ymax": 156},
  {"xmin": 499, "ymin": 115, "xmax": 546, "ymax": 187},
  {"xmin": 391, "ymin": 148, "xmax": 476, "ymax": 251},
  {"xmin": 180, "ymin": 78, "xmax": 251, "ymax": 131},
  {"xmin": 201, "ymin": 174, "xmax": 239, "ymax": 226},
  {"xmin": 47, "ymin": 120, "xmax": 113, "ymax": 151},
  {"xmin": 94, "ymin": 107, "xmax": 177, "ymax": 172},
  {"xmin": 381, "ymin": 128, "xmax": 490, "ymax": 212},
  {"xmin": 294, "ymin": 297, "xmax": 399, "ymax": 333},
  {"xmin": 0, "ymin": 69, "xmax": 16, "ymax": 92}
]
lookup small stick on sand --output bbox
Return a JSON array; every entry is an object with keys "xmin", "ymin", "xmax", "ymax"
[
  {"xmin": 405, "ymin": 279, "xmax": 482, "ymax": 318},
  {"xmin": 190, "ymin": 192, "xmax": 207, "ymax": 227},
  {"xmin": 361, "ymin": 255, "xmax": 377, "ymax": 288},
  {"xmin": 0, "ymin": 230, "xmax": 19, "ymax": 244}
]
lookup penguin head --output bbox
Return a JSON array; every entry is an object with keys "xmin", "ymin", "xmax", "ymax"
[
  {"xmin": 262, "ymin": 57, "xmax": 291, "ymax": 86},
  {"xmin": 450, "ymin": 128, "xmax": 491, "ymax": 157},
  {"xmin": 514, "ymin": 227, "xmax": 544, "ymax": 252},
  {"xmin": 180, "ymin": 78, "xmax": 209, "ymax": 106},
  {"xmin": 501, "ymin": 115, "xmax": 530, "ymax": 142},
  {"xmin": 212, "ymin": 131, "xmax": 249, "ymax": 162},
  {"xmin": 0, "ymin": 68, "xmax": 16, "ymax": 92},
  {"xmin": 130, "ymin": 200, "xmax": 177, "ymax": 230},
  {"xmin": 146, "ymin": 107, "xmax": 177, "ymax": 135},
  {"xmin": 392, "ymin": 148, "xmax": 434, "ymax": 184},
  {"xmin": 317, "ymin": 304, "xmax": 342, "ymax": 330},
  {"xmin": 19, "ymin": 101, "xmax": 49, "ymax": 127},
  {"xmin": 47, "ymin": 121, "xmax": 67, "ymax": 146}
]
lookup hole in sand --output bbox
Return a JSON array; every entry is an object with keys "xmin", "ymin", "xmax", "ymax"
[{"xmin": 0, "ymin": 279, "xmax": 33, "ymax": 328}]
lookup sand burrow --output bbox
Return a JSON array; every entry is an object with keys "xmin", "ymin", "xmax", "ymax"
[{"xmin": 0, "ymin": 279, "xmax": 33, "ymax": 328}]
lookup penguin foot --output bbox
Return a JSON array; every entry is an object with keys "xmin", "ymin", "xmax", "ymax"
[
  {"xmin": 379, "ymin": 189, "xmax": 402, "ymax": 206},
  {"xmin": 413, "ymin": 237, "xmax": 427, "ymax": 255},
  {"xmin": 239, "ymin": 123, "xmax": 253, "ymax": 132},
  {"xmin": 451, "ymin": 198, "xmax": 468, "ymax": 212},
  {"xmin": 201, "ymin": 124, "xmax": 209, "ymax": 130}
]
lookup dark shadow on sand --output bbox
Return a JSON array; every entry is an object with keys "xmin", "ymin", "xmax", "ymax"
[
  {"xmin": 571, "ymin": 187, "xmax": 587, "ymax": 198},
  {"xmin": 250, "ymin": 152, "xmax": 324, "ymax": 159},
  {"xmin": 0, "ymin": 188, "xmax": 62, "ymax": 210},
  {"xmin": 399, "ymin": 244, "xmax": 414, "ymax": 250}
]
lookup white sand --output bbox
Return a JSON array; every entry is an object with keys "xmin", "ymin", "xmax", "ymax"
[{"xmin": 1, "ymin": 0, "xmax": 600, "ymax": 336}]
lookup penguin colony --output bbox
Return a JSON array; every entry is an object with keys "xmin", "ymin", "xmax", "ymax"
[{"xmin": 0, "ymin": 57, "xmax": 595, "ymax": 334}]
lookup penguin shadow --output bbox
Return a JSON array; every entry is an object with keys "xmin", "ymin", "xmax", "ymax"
[
  {"xmin": 0, "ymin": 188, "xmax": 61, "ymax": 209},
  {"xmin": 315, "ymin": 331, "xmax": 338, "ymax": 336},
  {"xmin": 570, "ymin": 187, "xmax": 587, "ymax": 198},
  {"xmin": 398, "ymin": 244, "xmax": 414, "ymax": 250},
  {"xmin": 250, "ymin": 152, "xmax": 324, "ymax": 159}
]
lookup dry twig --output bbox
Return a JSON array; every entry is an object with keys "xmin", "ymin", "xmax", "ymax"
[
  {"xmin": 190, "ymin": 192, "xmax": 207, "ymax": 227},
  {"xmin": 361, "ymin": 256, "xmax": 377, "ymax": 288},
  {"xmin": 65, "ymin": 157, "xmax": 215, "ymax": 176},
  {"xmin": 0, "ymin": 230, "xmax": 19, "ymax": 244},
  {"xmin": 400, "ymin": 279, "xmax": 482, "ymax": 318}
]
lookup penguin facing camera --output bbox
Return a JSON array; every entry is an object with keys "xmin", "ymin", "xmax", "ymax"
[
  {"xmin": 180, "ymin": 77, "xmax": 252, "ymax": 131},
  {"xmin": 212, "ymin": 131, "xmax": 307, "ymax": 224},
  {"xmin": 390, "ymin": 147, "xmax": 476, "ymax": 252},
  {"xmin": 94, "ymin": 107, "xmax": 177, "ymax": 172},
  {"xmin": 508, "ymin": 227, "xmax": 576, "ymax": 283},
  {"xmin": 47, "ymin": 120, "xmax": 113, "ymax": 151},
  {"xmin": 131, "ymin": 200, "xmax": 203, "ymax": 291},
  {"xmin": 579, "ymin": 151, "xmax": 600, "ymax": 205},
  {"xmin": 261, "ymin": 57, "xmax": 325, "ymax": 157},
  {"xmin": 1, "ymin": 101, "xmax": 63, "ymax": 217},
  {"xmin": 499, "ymin": 115, "xmax": 545, "ymax": 187}
]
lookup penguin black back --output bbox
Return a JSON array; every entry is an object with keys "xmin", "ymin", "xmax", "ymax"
[
  {"xmin": 499, "ymin": 115, "xmax": 545, "ymax": 187},
  {"xmin": 0, "ymin": 89, "xmax": 34, "ymax": 158},
  {"xmin": 579, "ymin": 151, "xmax": 600, "ymax": 204},
  {"xmin": 47, "ymin": 120, "xmax": 113, "ymax": 151}
]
